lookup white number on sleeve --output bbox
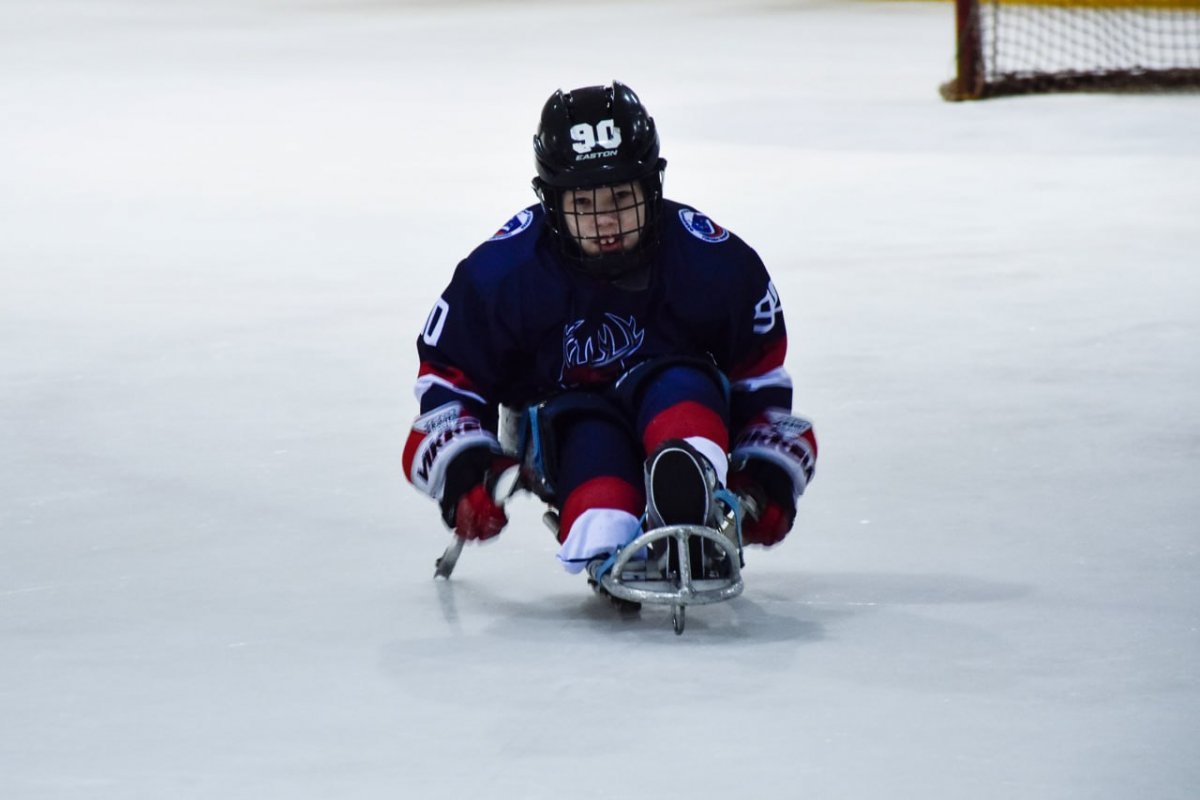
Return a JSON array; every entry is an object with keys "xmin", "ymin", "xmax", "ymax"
[
  {"xmin": 753, "ymin": 282, "xmax": 782, "ymax": 334},
  {"xmin": 422, "ymin": 298, "xmax": 450, "ymax": 346}
]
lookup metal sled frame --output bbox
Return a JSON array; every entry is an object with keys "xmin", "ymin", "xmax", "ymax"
[
  {"xmin": 442, "ymin": 398, "xmax": 756, "ymax": 634},
  {"xmin": 595, "ymin": 513, "xmax": 746, "ymax": 634}
]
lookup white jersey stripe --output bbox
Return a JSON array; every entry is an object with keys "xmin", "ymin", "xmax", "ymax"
[
  {"xmin": 414, "ymin": 374, "xmax": 488, "ymax": 405},
  {"xmin": 730, "ymin": 366, "xmax": 793, "ymax": 393}
]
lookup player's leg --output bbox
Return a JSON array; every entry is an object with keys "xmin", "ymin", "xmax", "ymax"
[
  {"xmin": 629, "ymin": 362, "xmax": 731, "ymax": 528},
  {"xmin": 543, "ymin": 401, "xmax": 645, "ymax": 574}
]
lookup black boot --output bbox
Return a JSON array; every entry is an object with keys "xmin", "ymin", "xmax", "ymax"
[
  {"xmin": 645, "ymin": 439, "xmax": 722, "ymax": 529},
  {"xmin": 644, "ymin": 440, "xmax": 732, "ymax": 579}
]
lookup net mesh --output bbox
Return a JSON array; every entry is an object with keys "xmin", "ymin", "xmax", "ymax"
[{"xmin": 976, "ymin": 0, "xmax": 1200, "ymax": 95}]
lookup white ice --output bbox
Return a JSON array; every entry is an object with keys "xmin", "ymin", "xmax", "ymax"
[{"xmin": 2, "ymin": 1, "xmax": 1198, "ymax": 798}]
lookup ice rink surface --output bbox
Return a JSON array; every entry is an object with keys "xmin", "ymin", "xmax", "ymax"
[{"xmin": 2, "ymin": 0, "xmax": 1199, "ymax": 797}]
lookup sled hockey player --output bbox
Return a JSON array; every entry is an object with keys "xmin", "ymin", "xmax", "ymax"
[{"xmin": 404, "ymin": 81, "xmax": 817, "ymax": 612}]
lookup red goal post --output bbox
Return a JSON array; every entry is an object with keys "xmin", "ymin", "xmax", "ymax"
[{"xmin": 942, "ymin": 0, "xmax": 1200, "ymax": 100}]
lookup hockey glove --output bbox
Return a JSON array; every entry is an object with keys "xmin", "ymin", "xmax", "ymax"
[
  {"xmin": 728, "ymin": 458, "xmax": 797, "ymax": 547},
  {"xmin": 728, "ymin": 411, "xmax": 817, "ymax": 546},
  {"xmin": 439, "ymin": 447, "xmax": 518, "ymax": 541}
]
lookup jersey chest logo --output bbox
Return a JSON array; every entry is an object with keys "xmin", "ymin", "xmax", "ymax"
[
  {"xmin": 560, "ymin": 313, "xmax": 646, "ymax": 383},
  {"xmin": 679, "ymin": 208, "xmax": 729, "ymax": 243}
]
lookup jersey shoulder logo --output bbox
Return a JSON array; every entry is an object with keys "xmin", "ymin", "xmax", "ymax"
[
  {"xmin": 678, "ymin": 208, "xmax": 729, "ymax": 243},
  {"xmin": 489, "ymin": 209, "xmax": 535, "ymax": 241}
]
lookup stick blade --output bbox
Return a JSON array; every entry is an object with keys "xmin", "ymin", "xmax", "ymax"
[{"xmin": 433, "ymin": 536, "xmax": 465, "ymax": 579}]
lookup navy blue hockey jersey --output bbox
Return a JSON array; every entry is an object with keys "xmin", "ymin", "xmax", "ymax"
[{"xmin": 404, "ymin": 200, "xmax": 793, "ymax": 500}]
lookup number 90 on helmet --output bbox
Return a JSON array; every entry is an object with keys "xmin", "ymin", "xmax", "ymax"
[{"xmin": 532, "ymin": 81, "xmax": 668, "ymax": 280}]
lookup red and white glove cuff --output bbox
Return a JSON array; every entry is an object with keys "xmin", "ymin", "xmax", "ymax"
[
  {"xmin": 403, "ymin": 401, "xmax": 501, "ymax": 502},
  {"xmin": 730, "ymin": 410, "xmax": 817, "ymax": 502}
]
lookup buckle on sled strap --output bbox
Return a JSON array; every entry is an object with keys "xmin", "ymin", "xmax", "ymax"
[
  {"xmin": 587, "ymin": 549, "xmax": 620, "ymax": 583},
  {"xmin": 597, "ymin": 524, "xmax": 744, "ymax": 607},
  {"xmin": 713, "ymin": 487, "xmax": 749, "ymax": 568}
]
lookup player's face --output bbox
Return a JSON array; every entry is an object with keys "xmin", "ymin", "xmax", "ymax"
[{"xmin": 561, "ymin": 181, "xmax": 646, "ymax": 257}]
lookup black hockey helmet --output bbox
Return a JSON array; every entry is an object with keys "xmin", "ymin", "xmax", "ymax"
[{"xmin": 532, "ymin": 81, "xmax": 668, "ymax": 281}]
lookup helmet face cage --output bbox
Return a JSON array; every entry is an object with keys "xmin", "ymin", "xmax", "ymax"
[
  {"xmin": 563, "ymin": 181, "xmax": 648, "ymax": 257},
  {"xmin": 532, "ymin": 81, "xmax": 667, "ymax": 280},
  {"xmin": 535, "ymin": 169, "xmax": 664, "ymax": 279}
]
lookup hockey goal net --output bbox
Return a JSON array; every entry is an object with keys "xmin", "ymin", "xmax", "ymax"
[{"xmin": 942, "ymin": 0, "xmax": 1200, "ymax": 100}]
